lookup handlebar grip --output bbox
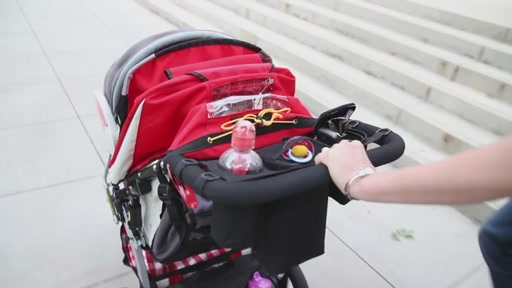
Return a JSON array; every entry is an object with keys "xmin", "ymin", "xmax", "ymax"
[{"xmin": 164, "ymin": 121, "xmax": 405, "ymax": 206}]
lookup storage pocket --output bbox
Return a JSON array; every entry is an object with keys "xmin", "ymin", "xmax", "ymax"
[
  {"xmin": 209, "ymin": 182, "xmax": 329, "ymax": 275},
  {"xmin": 211, "ymin": 203, "xmax": 260, "ymax": 249},
  {"xmin": 151, "ymin": 194, "xmax": 220, "ymax": 263}
]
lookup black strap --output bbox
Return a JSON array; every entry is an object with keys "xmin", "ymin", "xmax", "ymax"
[
  {"xmin": 164, "ymin": 69, "xmax": 173, "ymax": 80},
  {"xmin": 344, "ymin": 128, "xmax": 367, "ymax": 142},
  {"xmin": 193, "ymin": 172, "xmax": 221, "ymax": 195},
  {"xmin": 170, "ymin": 117, "xmax": 317, "ymax": 156},
  {"xmin": 112, "ymin": 185, "xmax": 129, "ymax": 222},
  {"xmin": 363, "ymin": 128, "xmax": 391, "ymax": 146},
  {"xmin": 126, "ymin": 199, "xmax": 144, "ymax": 241},
  {"xmin": 154, "ymin": 162, "xmax": 168, "ymax": 184},
  {"xmin": 186, "ymin": 71, "xmax": 208, "ymax": 82},
  {"xmin": 132, "ymin": 179, "xmax": 152, "ymax": 195},
  {"xmin": 174, "ymin": 159, "xmax": 201, "ymax": 182},
  {"xmin": 153, "ymin": 161, "xmax": 189, "ymax": 241}
]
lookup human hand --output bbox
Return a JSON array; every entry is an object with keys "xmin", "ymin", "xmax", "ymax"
[{"xmin": 314, "ymin": 140, "xmax": 374, "ymax": 192}]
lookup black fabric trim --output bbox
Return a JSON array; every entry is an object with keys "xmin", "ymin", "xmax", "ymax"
[
  {"xmin": 186, "ymin": 71, "xmax": 208, "ymax": 82},
  {"xmin": 269, "ymin": 64, "xmax": 275, "ymax": 73},
  {"xmin": 174, "ymin": 159, "xmax": 201, "ymax": 182},
  {"xmin": 258, "ymin": 51, "xmax": 272, "ymax": 63},
  {"xmin": 171, "ymin": 117, "xmax": 317, "ymax": 156},
  {"xmin": 126, "ymin": 157, "xmax": 165, "ymax": 184},
  {"xmin": 155, "ymin": 38, "xmax": 263, "ymax": 58},
  {"xmin": 115, "ymin": 95, "xmax": 129, "ymax": 127},
  {"xmin": 164, "ymin": 69, "xmax": 173, "ymax": 80}
]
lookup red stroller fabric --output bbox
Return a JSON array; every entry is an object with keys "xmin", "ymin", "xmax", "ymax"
[{"xmin": 109, "ymin": 61, "xmax": 300, "ymax": 176}]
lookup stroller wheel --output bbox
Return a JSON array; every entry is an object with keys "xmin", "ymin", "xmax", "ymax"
[{"xmin": 277, "ymin": 266, "xmax": 308, "ymax": 288}]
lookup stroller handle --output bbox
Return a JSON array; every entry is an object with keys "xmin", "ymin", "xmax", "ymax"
[{"xmin": 166, "ymin": 121, "xmax": 405, "ymax": 206}]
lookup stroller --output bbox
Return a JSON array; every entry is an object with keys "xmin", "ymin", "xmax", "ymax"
[{"xmin": 94, "ymin": 29, "xmax": 405, "ymax": 288}]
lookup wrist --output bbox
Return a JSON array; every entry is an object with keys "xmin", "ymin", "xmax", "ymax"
[
  {"xmin": 348, "ymin": 174, "xmax": 368, "ymax": 200},
  {"xmin": 342, "ymin": 167, "xmax": 376, "ymax": 200}
]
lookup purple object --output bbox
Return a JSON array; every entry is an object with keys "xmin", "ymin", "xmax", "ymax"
[{"xmin": 248, "ymin": 272, "xmax": 273, "ymax": 288}]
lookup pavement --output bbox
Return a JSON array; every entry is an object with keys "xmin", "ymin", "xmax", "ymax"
[{"xmin": 0, "ymin": 0, "xmax": 496, "ymax": 287}]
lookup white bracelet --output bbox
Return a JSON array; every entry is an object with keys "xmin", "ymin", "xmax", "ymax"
[{"xmin": 342, "ymin": 167, "xmax": 376, "ymax": 200}]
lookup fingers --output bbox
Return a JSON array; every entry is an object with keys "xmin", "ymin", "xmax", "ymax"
[
  {"xmin": 315, "ymin": 140, "xmax": 365, "ymax": 165},
  {"xmin": 314, "ymin": 147, "xmax": 329, "ymax": 164}
]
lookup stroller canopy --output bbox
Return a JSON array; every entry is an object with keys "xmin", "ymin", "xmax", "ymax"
[{"xmin": 102, "ymin": 30, "xmax": 280, "ymax": 183}]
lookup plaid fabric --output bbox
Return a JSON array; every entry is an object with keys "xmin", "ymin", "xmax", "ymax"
[{"xmin": 120, "ymin": 226, "xmax": 251, "ymax": 286}]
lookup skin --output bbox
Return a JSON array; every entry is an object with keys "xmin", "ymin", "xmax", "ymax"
[{"xmin": 314, "ymin": 136, "xmax": 512, "ymax": 205}]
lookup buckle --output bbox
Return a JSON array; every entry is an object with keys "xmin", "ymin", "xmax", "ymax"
[
  {"xmin": 157, "ymin": 183, "xmax": 177, "ymax": 204},
  {"xmin": 123, "ymin": 200, "xmax": 146, "ymax": 247},
  {"xmin": 376, "ymin": 128, "xmax": 391, "ymax": 136},
  {"xmin": 201, "ymin": 172, "xmax": 221, "ymax": 181}
]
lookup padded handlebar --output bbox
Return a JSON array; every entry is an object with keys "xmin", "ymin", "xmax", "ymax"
[
  {"xmin": 359, "ymin": 122, "xmax": 405, "ymax": 167},
  {"xmin": 165, "ymin": 121, "xmax": 405, "ymax": 206}
]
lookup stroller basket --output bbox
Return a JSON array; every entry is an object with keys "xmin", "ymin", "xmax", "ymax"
[{"xmin": 96, "ymin": 29, "xmax": 405, "ymax": 288}]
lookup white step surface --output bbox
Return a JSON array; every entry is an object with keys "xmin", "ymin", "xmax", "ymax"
[
  {"xmin": 214, "ymin": 0, "xmax": 512, "ymax": 136},
  {"xmin": 138, "ymin": 0, "xmax": 221, "ymax": 30},
  {"xmin": 312, "ymin": 0, "xmax": 512, "ymax": 45},
  {"xmin": 255, "ymin": 0, "xmax": 512, "ymax": 104},
  {"xmin": 307, "ymin": 0, "xmax": 512, "ymax": 74}
]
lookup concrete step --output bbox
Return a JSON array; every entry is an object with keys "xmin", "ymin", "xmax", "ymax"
[
  {"xmin": 303, "ymin": 0, "xmax": 512, "ymax": 74},
  {"xmin": 212, "ymin": 0, "xmax": 512, "ymax": 137},
  {"xmin": 308, "ymin": 0, "xmax": 512, "ymax": 45},
  {"xmin": 136, "ymin": 0, "xmax": 220, "ymax": 30},
  {"xmin": 364, "ymin": 0, "xmax": 512, "ymax": 45},
  {"xmin": 136, "ymin": 0, "xmax": 503, "ymax": 223},
  {"xmin": 150, "ymin": 0, "xmax": 499, "ymax": 155},
  {"xmin": 255, "ymin": 0, "xmax": 512, "ymax": 105}
]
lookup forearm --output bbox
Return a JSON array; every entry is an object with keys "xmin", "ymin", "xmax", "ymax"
[{"xmin": 351, "ymin": 136, "xmax": 512, "ymax": 205}]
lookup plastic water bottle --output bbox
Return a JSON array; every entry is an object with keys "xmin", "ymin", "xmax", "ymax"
[
  {"xmin": 218, "ymin": 120, "xmax": 263, "ymax": 175},
  {"xmin": 248, "ymin": 272, "xmax": 273, "ymax": 288}
]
